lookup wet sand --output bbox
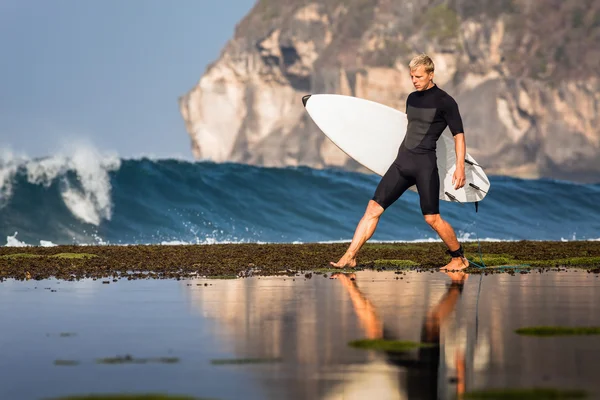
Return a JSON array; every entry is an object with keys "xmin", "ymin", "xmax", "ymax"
[
  {"xmin": 1, "ymin": 269, "xmax": 599, "ymax": 400},
  {"xmin": 1, "ymin": 241, "xmax": 599, "ymax": 281}
]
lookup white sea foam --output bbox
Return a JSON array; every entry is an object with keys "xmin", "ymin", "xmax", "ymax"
[
  {"xmin": 160, "ymin": 240, "xmax": 190, "ymax": 246},
  {"xmin": 559, "ymin": 233, "xmax": 600, "ymax": 242},
  {"xmin": 3, "ymin": 232, "xmax": 59, "ymax": 247},
  {"xmin": 5, "ymin": 232, "xmax": 600, "ymax": 247},
  {"xmin": 0, "ymin": 143, "xmax": 120, "ymax": 226},
  {"xmin": 4, "ymin": 232, "xmax": 30, "ymax": 247},
  {"xmin": 314, "ymin": 238, "xmax": 513, "ymax": 244},
  {"xmin": 0, "ymin": 148, "xmax": 23, "ymax": 207},
  {"xmin": 159, "ymin": 236, "xmax": 269, "ymax": 246}
]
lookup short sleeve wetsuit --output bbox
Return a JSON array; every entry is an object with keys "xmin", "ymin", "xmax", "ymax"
[{"xmin": 372, "ymin": 84, "xmax": 464, "ymax": 215}]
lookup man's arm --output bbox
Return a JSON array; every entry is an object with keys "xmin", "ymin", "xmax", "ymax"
[
  {"xmin": 443, "ymin": 95, "xmax": 466, "ymax": 190},
  {"xmin": 453, "ymin": 133, "xmax": 466, "ymax": 190}
]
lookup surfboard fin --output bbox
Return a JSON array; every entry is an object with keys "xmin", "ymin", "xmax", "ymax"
[
  {"xmin": 469, "ymin": 183, "xmax": 488, "ymax": 194},
  {"xmin": 445, "ymin": 192, "xmax": 463, "ymax": 205},
  {"xmin": 465, "ymin": 159, "xmax": 482, "ymax": 167},
  {"xmin": 302, "ymin": 95, "xmax": 311, "ymax": 107},
  {"xmin": 475, "ymin": 201, "xmax": 479, "ymax": 213}
]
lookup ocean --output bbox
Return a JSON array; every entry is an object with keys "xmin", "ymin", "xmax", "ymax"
[{"xmin": 1, "ymin": 148, "xmax": 599, "ymax": 247}]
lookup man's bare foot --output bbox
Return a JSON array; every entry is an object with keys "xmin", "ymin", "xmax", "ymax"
[
  {"xmin": 330, "ymin": 254, "xmax": 357, "ymax": 269},
  {"xmin": 440, "ymin": 257, "xmax": 469, "ymax": 271}
]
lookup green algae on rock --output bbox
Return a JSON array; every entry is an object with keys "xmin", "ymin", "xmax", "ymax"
[
  {"xmin": 96, "ymin": 355, "xmax": 180, "ymax": 364},
  {"xmin": 348, "ymin": 339, "xmax": 435, "ymax": 352},
  {"xmin": 210, "ymin": 357, "xmax": 282, "ymax": 365},
  {"xmin": 464, "ymin": 254, "xmax": 520, "ymax": 266},
  {"xmin": 515, "ymin": 326, "xmax": 600, "ymax": 336},
  {"xmin": 0, "ymin": 253, "xmax": 42, "ymax": 259},
  {"xmin": 372, "ymin": 259, "xmax": 419, "ymax": 268},
  {"xmin": 1, "ymin": 253, "xmax": 97, "ymax": 260},
  {"xmin": 463, "ymin": 387, "xmax": 587, "ymax": 399},
  {"xmin": 541, "ymin": 256, "xmax": 600, "ymax": 266},
  {"xmin": 50, "ymin": 253, "xmax": 98, "ymax": 259}
]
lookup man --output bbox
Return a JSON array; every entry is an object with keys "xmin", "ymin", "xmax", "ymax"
[{"xmin": 331, "ymin": 54, "xmax": 468, "ymax": 271}]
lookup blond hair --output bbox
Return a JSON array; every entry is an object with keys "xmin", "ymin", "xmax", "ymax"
[{"xmin": 409, "ymin": 54, "xmax": 435, "ymax": 73}]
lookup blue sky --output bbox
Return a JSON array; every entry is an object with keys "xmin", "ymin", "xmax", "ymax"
[{"xmin": 0, "ymin": 0, "xmax": 256, "ymax": 159}]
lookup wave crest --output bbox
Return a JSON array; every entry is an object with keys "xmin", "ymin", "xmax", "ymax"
[{"xmin": 0, "ymin": 145, "xmax": 120, "ymax": 225}]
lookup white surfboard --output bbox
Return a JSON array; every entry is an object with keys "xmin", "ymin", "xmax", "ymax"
[{"xmin": 302, "ymin": 94, "xmax": 490, "ymax": 203}]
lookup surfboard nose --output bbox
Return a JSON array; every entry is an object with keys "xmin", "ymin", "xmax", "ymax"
[{"xmin": 302, "ymin": 94, "xmax": 311, "ymax": 107}]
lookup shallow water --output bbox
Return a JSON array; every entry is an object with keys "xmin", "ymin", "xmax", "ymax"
[{"xmin": 1, "ymin": 270, "xmax": 599, "ymax": 400}]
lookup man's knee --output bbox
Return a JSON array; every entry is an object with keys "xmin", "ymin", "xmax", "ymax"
[
  {"xmin": 365, "ymin": 200, "xmax": 385, "ymax": 218},
  {"xmin": 424, "ymin": 213, "xmax": 442, "ymax": 228}
]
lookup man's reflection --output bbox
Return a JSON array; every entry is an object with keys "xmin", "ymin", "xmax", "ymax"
[{"xmin": 333, "ymin": 270, "xmax": 468, "ymax": 400}]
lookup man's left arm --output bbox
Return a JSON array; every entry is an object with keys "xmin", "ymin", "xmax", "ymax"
[
  {"xmin": 445, "ymin": 97, "xmax": 466, "ymax": 190},
  {"xmin": 453, "ymin": 133, "xmax": 466, "ymax": 190}
]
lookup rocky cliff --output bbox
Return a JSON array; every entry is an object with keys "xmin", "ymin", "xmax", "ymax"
[{"xmin": 179, "ymin": 0, "xmax": 600, "ymax": 182}]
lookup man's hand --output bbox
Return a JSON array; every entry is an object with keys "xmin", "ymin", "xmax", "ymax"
[{"xmin": 453, "ymin": 166, "xmax": 466, "ymax": 189}]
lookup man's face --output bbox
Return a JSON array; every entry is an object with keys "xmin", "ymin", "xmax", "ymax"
[{"xmin": 410, "ymin": 66, "xmax": 434, "ymax": 91}]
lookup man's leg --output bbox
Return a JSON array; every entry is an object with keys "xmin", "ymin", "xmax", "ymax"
[
  {"xmin": 330, "ymin": 200, "xmax": 384, "ymax": 268},
  {"xmin": 331, "ymin": 163, "xmax": 413, "ymax": 268},
  {"xmin": 415, "ymin": 158, "xmax": 467, "ymax": 270},
  {"xmin": 424, "ymin": 214, "xmax": 468, "ymax": 270}
]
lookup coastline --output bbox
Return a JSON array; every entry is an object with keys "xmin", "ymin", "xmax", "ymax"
[{"xmin": 1, "ymin": 241, "xmax": 599, "ymax": 281}]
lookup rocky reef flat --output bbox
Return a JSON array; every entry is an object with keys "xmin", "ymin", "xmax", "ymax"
[{"xmin": 1, "ymin": 241, "xmax": 599, "ymax": 281}]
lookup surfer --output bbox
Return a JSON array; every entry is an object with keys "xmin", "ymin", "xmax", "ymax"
[{"xmin": 331, "ymin": 54, "xmax": 469, "ymax": 270}]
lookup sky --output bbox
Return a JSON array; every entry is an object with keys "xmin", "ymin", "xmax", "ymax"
[{"xmin": 0, "ymin": 0, "xmax": 256, "ymax": 160}]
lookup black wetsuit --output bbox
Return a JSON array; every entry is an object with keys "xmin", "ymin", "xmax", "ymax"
[{"xmin": 372, "ymin": 84, "xmax": 464, "ymax": 215}]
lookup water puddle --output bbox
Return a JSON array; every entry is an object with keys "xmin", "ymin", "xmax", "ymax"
[{"xmin": 1, "ymin": 269, "xmax": 599, "ymax": 399}]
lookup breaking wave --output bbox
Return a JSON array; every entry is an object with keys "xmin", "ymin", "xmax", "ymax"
[{"xmin": 2, "ymin": 149, "xmax": 599, "ymax": 246}]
